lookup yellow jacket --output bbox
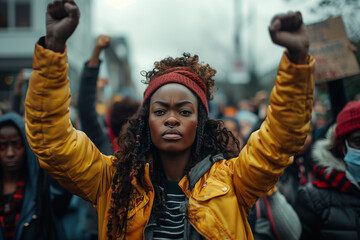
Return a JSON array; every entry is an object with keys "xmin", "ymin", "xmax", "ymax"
[{"xmin": 25, "ymin": 42, "xmax": 314, "ymax": 240}]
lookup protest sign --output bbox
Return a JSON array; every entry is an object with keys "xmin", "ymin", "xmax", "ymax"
[{"xmin": 307, "ymin": 17, "xmax": 360, "ymax": 83}]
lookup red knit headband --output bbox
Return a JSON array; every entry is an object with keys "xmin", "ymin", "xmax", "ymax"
[{"xmin": 142, "ymin": 67, "xmax": 209, "ymax": 115}]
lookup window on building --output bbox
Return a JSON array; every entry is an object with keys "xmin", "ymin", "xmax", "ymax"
[
  {"xmin": 16, "ymin": 0, "xmax": 31, "ymax": 27},
  {"xmin": 0, "ymin": 0, "xmax": 8, "ymax": 28},
  {"xmin": 0, "ymin": 0, "xmax": 31, "ymax": 29}
]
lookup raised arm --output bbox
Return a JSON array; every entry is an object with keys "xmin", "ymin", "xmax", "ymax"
[
  {"xmin": 78, "ymin": 35, "xmax": 113, "ymax": 155},
  {"xmin": 232, "ymin": 12, "xmax": 315, "ymax": 209},
  {"xmin": 88, "ymin": 35, "xmax": 111, "ymax": 67},
  {"xmin": 25, "ymin": 1, "xmax": 115, "ymax": 204}
]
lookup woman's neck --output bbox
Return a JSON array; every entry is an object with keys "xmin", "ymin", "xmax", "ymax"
[
  {"xmin": 2, "ymin": 171, "xmax": 21, "ymax": 195},
  {"xmin": 158, "ymin": 149, "xmax": 192, "ymax": 182}
]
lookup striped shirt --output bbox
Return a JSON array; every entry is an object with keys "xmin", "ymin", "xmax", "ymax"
[{"xmin": 153, "ymin": 180, "xmax": 186, "ymax": 240}]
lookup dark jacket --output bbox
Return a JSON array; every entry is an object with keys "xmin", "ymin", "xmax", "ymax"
[
  {"xmin": 77, "ymin": 62, "xmax": 113, "ymax": 155},
  {"xmin": 0, "ymin": 112, "xmax": 71, "ymax": 240},
  {"xmin": 295, "ymin": 126, "xmax": 360, "ymax": 240}
]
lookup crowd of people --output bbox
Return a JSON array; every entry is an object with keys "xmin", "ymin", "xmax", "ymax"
[{"xmin": 0, "ymin": 1, "xmax": 359, "ymax": 240}]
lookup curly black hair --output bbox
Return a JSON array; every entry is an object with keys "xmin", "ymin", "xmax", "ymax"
[{"xmin": 106, "ymin": 53, "xmax": 240, "ymax": 239}]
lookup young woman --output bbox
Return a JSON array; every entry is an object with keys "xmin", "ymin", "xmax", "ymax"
[
  {"xmin": 25, "ymin": 1, "xmax": 314, "ymax": 239},
  {"xmin": 0, "ymin": 112, "xmax": 71, "ymax": 240}
]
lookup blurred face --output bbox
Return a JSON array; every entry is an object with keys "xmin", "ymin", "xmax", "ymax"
[
  {"xmin": 223, "ymin": 119, "xmax": 243, "ymax": 149},
  {"xmin": 223, "ymin": 119, "xmax": 240, "ymax": 140},
  {"xmin": 299, "ymin": 125, "xmax": 313, "ymax": 155},
  {"xmin": 347, "ymin": 129, "xmax": 360, "ymax": 150},
  {"xmin": 0, "ymin": 125, "xmax": 26, "ymax": 173},
  {"xmin": 149, "ymin": 84, "xmax": 198, "ymax": 154}
]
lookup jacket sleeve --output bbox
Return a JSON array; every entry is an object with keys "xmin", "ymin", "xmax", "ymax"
[
  {"xmin": 266, "ymin": 190, "xmax": 302, "ymax": 240},
  {"xmin": 25, "ymin": 40, "xmax": 116, "ymax": 204},
  {"xmin": 77, "ymin": 63, "xmax": 113, "ymax": 155},
  {"xmin": 232, "ymin": 51, "xmax": 315, "ymax": 210}
]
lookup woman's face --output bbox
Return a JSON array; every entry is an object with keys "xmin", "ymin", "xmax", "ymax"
[
  {"xmin": 0, "ymin": 125, "xmax": 26, "ymax": 173},
  {"xmin": 149, "ymin": 83, "xmax": 198, "ymax": 154}
]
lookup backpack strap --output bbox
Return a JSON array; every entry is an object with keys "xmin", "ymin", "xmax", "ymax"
[
  {"xmin": 256, "ymin": 200, "xmax": 261, "ymax": 219},
  {"xmin": 263, "ymin": 195, "xmax": 282, "ymax": 240}
]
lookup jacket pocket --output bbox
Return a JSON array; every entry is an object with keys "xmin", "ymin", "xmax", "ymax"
[{"xmin": 192, "ymin": 178, "xmax": 230, "ymax": 202}]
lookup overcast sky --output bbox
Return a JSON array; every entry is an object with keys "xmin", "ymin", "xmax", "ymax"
[{"xmin": 92, "ymin": 0, "xmax": 324, "ymax": 94}]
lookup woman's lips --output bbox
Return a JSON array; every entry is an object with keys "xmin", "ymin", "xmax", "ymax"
[
  {"xmin": 162, "ymin": 129, "xmax": 183, "ymax": 140},
  {"xmin": 3, "ymin": 160, "xmax": 18, "ymax": 168}
]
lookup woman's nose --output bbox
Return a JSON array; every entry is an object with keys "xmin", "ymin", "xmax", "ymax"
[
  {"xmin": 6, "ymin": 145, "xmax": 15, "ymax": 157},
  {"xmin": 165, "ymin": 116, "xmax": 179, "ymax": 128}
]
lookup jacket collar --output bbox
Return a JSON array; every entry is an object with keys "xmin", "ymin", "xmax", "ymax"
[
  {"xmin": 139, "ymin": 153, "xmax": 224, "ymax": 195},
  {"xmin": 178, "ymin": 153, "xmax": 224, "ymax": 195}
]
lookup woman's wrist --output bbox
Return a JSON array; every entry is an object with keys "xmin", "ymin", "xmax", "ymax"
[
  {"xmin": 287, "ymin": 50, "xmax": 309, "ymax": 65},
  {"xmin": 87, "ymin": 47, "xmax": 102, "ymax": 67},
  {"xmin": 45, "ymin": 36, "xmax": 66, "ymax": 53}
]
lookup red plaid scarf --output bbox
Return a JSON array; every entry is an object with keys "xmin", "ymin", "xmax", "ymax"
[
  {"xmin": 312, "ymin": 165, "xmax": 357, "ymax": 194},
  {"xmin": 0, "ymin": 179, "xmax": 25, "ymax": 240}
]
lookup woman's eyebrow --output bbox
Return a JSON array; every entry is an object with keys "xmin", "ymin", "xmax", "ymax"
[
  {"xmin": 175, "ymin": 100, "xmax": 194, "ymax": 107},
  {"xmin": 152, "ymin": 100, "xmax": 169, "ymax": 107}
]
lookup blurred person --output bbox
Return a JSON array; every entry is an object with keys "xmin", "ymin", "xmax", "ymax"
[
  {"xmin": 77, "ymin": 35, "xmax": 140, "ymax": 154},
  {"xmin": 236, "ymin": 99, "xmax": 259, "ymax": 140},
  {"xmin": 295, "ymin": 101, "xmax": 360, "ymax": 240},
  {"xmin": 25, "ymin": 2, "xmax": 314, "ymax": 240},
  {"xmin": 0, "ymin": 101, "xmax": 11, "ymax": 116},
  {"xmin": 209, "ymin": 89, "xmax": 227, "ymax": 119},
  {"xmin": 77, "ymin": 34, "xmax": 140, "ymax": 239},
  {"xmin": 222, "ymin": 106, "xmax": 237, "ymax": 117},
  {"xmin": 313, "ymin": 99, "xmax": 327, "ymax": 114},
  {"xmin": 221, "ymin": 116, "xmax": 244, "ymax": 149},
  {"xmin": 250, "ymin": 90, "xmax": 269, "ymax": 120},
  {"xmin": 77, "ymin": 34, "xmax": 113, "ymax": 155},
  {"xmin": 253, "ymin": 187, "xmax": 301, "ymax": 240},
  {"xmin": 0, "ymin": 112, "xmax": 71, "ymax": 240},
  {"xmin": 237, "ymin": 99, "xmax": 255, "ymax": 113},
  {"xmin": 277, "ymin": 124, "xmax": 314, "ymax": 206},
  {"xmin": 313, "ymin": 112, "xmax": 327, "ymax": 129},
  {"xmin": 108, "ymin": 97, "xmax": 140, "ymax": 151},
  {"xmin": 312, "ymin": 100, "xmax": 330, "ymax": 141},
  {"xmin": 11, "ymin": 69, "xmax": 28, "ymax": 116}
]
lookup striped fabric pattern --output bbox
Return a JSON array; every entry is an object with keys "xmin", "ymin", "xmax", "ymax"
[
  {"xmin": 312, "ymin": 165, "xmax": 353, "ymax": 193},
  {"xmin": 153, "ymin": 183, "xmax": 186, "ymax": 240}
]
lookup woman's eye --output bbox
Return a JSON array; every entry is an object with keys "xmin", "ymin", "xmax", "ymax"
[
  {"xmin": 351, "ymin": 138, "xmax": 360, "ymax": 148},
  {"xmin": 154, "ymin": 110, "xmax": 165, "ymax": 116},
  {"xmin": 0, "ymin": 143, "xmax": 6, "ymax": 150},
  {"xmin": 180, "ymin": 110, "xmax": 192, "ymax": 116},
  {"xmin": 14, "ymin": 142, "xmax": 23, "ymax": 149}
]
